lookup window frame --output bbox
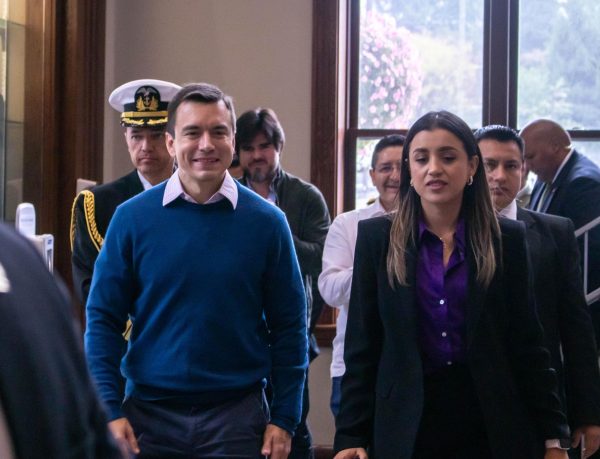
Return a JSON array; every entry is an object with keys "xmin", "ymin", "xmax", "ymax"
[{"xmin": 310, "ymin": 0, "xmax": 600, "ymax": 344}]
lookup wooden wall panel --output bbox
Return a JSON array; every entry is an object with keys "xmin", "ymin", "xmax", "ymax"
[{"xmin": 23, "ymin": 0, "xmax": 105, "ymax": 319}]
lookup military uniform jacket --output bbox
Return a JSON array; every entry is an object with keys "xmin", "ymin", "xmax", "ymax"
[{"xmin": 71, "ymin": 170, "xmax": 143, "ymax": 303}]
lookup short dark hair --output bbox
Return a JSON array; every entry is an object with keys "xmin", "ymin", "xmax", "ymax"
[
  {"xmin": 166, "ymin": 83, "xmax": 236, "ymax": 137},
  {"xmin": 371, "ymin": 134, "xmax": 405, "ymax": 169},
  {"xmin": 474, "ymin": 125, "xmax": 524, "ymax": 159},
  {"xmin": 235, "ymin": 108, "xmax": 285, "ymax": 154}
]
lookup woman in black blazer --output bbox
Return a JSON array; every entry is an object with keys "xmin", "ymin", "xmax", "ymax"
[{"xmin": 333, "ymin": 111, "xmax": 570, "ymax": 459}]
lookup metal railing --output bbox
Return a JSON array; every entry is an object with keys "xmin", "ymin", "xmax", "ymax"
[{"xmin": 575, "ymin": 214, "xmax": 600, "ymax": 305}]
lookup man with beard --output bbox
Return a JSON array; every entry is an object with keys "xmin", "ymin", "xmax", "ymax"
[
  {"xmin": 71, "ymin": 79, "xmax": 181, "ymax": 304},
  {"xmin": 237, "ymin": 108, "xmax": 330, "ymax": 459}
]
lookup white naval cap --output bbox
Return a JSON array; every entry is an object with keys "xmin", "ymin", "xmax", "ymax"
[{"xmin": 108, "ymin": 79, "xmax": 181, "ymax": 127}]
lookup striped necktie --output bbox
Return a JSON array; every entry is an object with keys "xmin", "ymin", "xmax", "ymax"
[{"xmin": 535, "ymin": 183, "xmax": 550, "ymax": 212}]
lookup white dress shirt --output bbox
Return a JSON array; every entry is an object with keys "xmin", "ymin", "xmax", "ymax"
[
  {"xmin": 137, "ymin": 170, "xmax": 154, "ymax": 191},
  {"xmin": 498, "ymin": 199, "xmax": 518, "ymax": 220},
  {"xmin": 318, "ymin": 199, "xmax": 387, "ymax": 378},
  {"xmin": 163, "ymin": 170, "xmax": 238, "ymax": 208}
]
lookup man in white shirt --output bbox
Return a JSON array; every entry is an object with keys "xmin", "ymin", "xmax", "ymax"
[
  {"xmin": 476, "ymin": 124, "xmax": 600, "ymax": 458},
  {"xmin": 318, "ymin": 134, "xmax": 404, "ymax": 417}
]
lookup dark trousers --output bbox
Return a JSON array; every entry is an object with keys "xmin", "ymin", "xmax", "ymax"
[
  {"xmin": 123, "ymin": 390, "xmax": 269, "ymax": 459},
  {"xmin": 412, "ymin": 364, "xmax": 492, "ymax": 459}
]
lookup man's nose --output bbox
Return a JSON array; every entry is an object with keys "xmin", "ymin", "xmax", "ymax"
[
  {"xmin": 493, "ymin": 166, "xmax": 506, "ymax": 182},
  {"xmin": 141, "ymin": 137, "xmax": 151, "ymax": 151},
  {"xmin": 198, "ymin": 132, "xmax": 213, "ymax": 150}
]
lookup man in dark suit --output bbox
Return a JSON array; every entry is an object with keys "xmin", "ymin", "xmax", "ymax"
[
  {"xmin": 477, "ymin": 124, "xmax": 600, "ymax": 458},
  {"xmin": 521, "ymin": 119, "xmax": 600, "ymax": 346},
  {"xmin": 0, "ymin": 223, "xmax": 122, "ymax": 458},
  {"xmin": 70, "ymin": 79, "xmax": 180, "ymax": 304}
]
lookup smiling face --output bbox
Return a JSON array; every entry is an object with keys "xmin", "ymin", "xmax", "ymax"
[
  {"xmin": 125, "ymin": 127, "xmax": 173, "ymax": 184},
  {"xmin": 479, "ymin": 138, "xmax": 523, "ymax": 211},
  {"xmin": 166, "ymin": 100, "xmax": 235, "ymax": 200},
  {"xmin": 238, "ymin": 132, "xmax": 280, "ymax": 184},
  {"xmin": 408, "ymin": 128, "xmax": 478, "ymax": 215},
  {"xmin": 369, "ymin": 146, "xmax": 402, "ymax": 211}
]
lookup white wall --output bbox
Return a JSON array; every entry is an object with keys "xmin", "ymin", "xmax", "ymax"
[
  {"xmin": 104, "ymin": 0, "xmax": 313, "ymax": 183},
  {"xmin": 104, "ymin": 0, "xmax": 335, "ymax": 446}
]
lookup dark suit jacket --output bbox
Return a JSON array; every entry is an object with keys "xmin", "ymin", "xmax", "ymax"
[
  {"xmin": 71, "ymin": 170, "xmax": 144, "ymax": 303},
  {"xmin": 529, "ymin": 151, "xmax": 600, "ymax": 327},
  {"xmin": 517, "ymin": 208, "xmax": 600, "ymax": 429},
  {"xmin": 334, "ymin": 216, "xmax": 568, "ymax": 459},
  {"xmin": 0, "ymin": 224, "xmax": 121, "ymax": 458}
]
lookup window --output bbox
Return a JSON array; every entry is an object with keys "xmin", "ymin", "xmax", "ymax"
[
  {"xmin": 327, "ymin": 0, "xmax": 600, "ymax": 211},
  {"xmin": 310, "ymin": 0, "xmax": 600, "ymax": 342}
]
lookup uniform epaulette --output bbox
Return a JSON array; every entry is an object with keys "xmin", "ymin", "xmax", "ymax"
[{"xmin": 70, "ymin": 190, "xmax": 104, "ymax": 253}]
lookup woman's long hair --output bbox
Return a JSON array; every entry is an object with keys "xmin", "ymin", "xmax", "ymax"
[{"xmin": 386, "ymin": 111, "xmax": 500, "ymax": 288}]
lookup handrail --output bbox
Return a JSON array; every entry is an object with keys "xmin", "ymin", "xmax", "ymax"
[
  {"xmin": 575, "ymin": 214, "xmax": 600, "ymax": 237},
  {"xmin": 574, "ymin": 215, "xmax": 600, "ymax": 305}
]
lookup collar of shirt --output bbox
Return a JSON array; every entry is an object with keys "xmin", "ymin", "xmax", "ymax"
[
  {"xmin": 418, "ymin": 215, "xmax": 466, "ymax": 253},
  {"xmin": 550, "ymin": 149, "xmax": 573, "ymax": 186},
  {"xmin": 162, "ymin": 170, "xmax": 238, "ymax": 208},
  {"xmin": 137, "ymin": 170, "xmax": 153, "ymax": 191},
  {"xmin": 246, "ymin": 176, "xmax": 277, "ymax": 205},
  {"xmin": 498, "ymin": 199, "xmax": 518, "ymax": 220},
  {"xmin": 370, "ymin": 198, "xmax": 388, "ymax": 217}
]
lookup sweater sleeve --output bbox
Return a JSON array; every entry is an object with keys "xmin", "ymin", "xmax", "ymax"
[
  {"xmin": 263, "ymin": 211, "xmax": 309, "ymax": 434},
  {"xmin": 84, "ymin": 205, "xmax": 134, "ymax": 421}
]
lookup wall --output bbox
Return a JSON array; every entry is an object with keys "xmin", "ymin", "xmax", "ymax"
[
  {"xmin": 104, "ymin": 0, "xmax": 336, "ymax": 446},
  {"xmin": 104, "ymin": 0, "xmax": 312, "ymax": 182}
]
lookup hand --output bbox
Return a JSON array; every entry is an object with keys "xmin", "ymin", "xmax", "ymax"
[
  {"xmin": 573, "ymin": 425, "xmax": 600, "ymax": 458},
  {"xmin": 261, "ymin": 424, "xmax": 291, "ymax": 459},
  {"xmin": 334, "ymin": 448, "xmax": 368, "ymax": 459},
  {"xmin": 544, "ymin": 448, "xmax": 568, "ymax": 459},
  {"xmin": 108, "ymin": 417, "xmax": 140, "ymax": 457}
]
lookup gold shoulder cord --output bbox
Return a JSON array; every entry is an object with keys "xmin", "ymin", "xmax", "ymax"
[
  {"xmin": 69, "ymin": 190, "xmax": 132, "ymax": 341},
  {"xmin": 70, "ymin": 190, "xmax": 104, "ymax": 253}
]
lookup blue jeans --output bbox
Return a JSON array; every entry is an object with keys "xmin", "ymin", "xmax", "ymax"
[
  {"xmin": 123, "ymin": 390, "xmax": 269, "ymax": 459},
  {"xmin": 330, "ymin": 376, "xmax": 342, "ymax": 418}
]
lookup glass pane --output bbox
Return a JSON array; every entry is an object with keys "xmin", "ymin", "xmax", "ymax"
[
  {"xmin": 356, "ymin": 137, "xmax": 382, "ymax": 209},
  {"xmin": 2, "ymin": 0, "xmax": 24, "ymax": 222},
  {"xmin": 571, "ymin": 141, "xmax": 600, "ymax": 168},
  {"xmin": 358, "ymin": 0, "xmax": 484, "ymax": 129},
  {"xmin": 518, "ymin": 1, "xmax": 600, "ymax": 129}
]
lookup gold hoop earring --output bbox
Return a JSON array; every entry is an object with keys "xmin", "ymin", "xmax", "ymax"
[{"xmin": 467, "ymin": 176, "xmax": 473, "ymax": 186}]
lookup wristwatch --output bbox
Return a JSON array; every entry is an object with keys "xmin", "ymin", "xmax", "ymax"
[{"xmin": 545, "ymin": 438, "xmax": 571, "ymax": 450}]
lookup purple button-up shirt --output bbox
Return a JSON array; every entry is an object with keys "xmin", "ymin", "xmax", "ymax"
[{"xmin": 416, "ymin": 218, "xmax": 468, "ymax": 374}]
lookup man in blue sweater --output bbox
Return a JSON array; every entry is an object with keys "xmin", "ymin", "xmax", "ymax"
[{"xmin": 85, "ymin": 83, "xmax": 308, "ymax": 459}]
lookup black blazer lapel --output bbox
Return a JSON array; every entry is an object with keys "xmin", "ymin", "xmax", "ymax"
[
  {"xmin": 465, "ymin": 249, "xmax": 486, "ymax": 349},
  {"xmin": 404, "ymin": 244, "xmax": 419, "ymax": 335}
]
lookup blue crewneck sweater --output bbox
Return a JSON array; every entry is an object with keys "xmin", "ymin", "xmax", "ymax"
[{"xmin": 85, "ymin": 182, "xmax": 308, "ymax": 433}]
